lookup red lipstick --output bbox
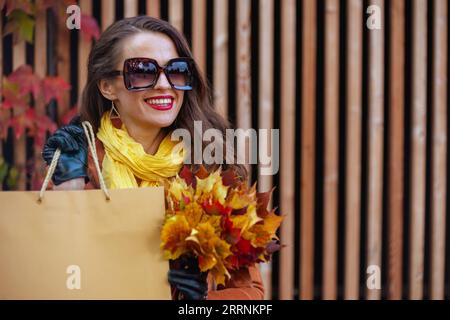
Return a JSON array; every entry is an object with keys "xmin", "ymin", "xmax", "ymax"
[{"xmin": 144, "ymin": 95, "xmax": 174, "ymax": 111}]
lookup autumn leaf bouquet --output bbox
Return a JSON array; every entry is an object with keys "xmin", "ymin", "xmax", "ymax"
[{"xmin": 160, "ymin": 165, "xmax": 283, "ymax": 287}]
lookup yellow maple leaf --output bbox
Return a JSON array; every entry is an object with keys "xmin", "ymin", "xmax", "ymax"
[
  {"xmin": 195, "ymin": 170, "xmax": 222, "ymax": 199},
  {"xmin": 180, "ymin": 202, "xmax": 204, "ymax": 228},
  {"xmin": 263, "ymin": 211, "xmax": 284, "ymax": 236},
  {"xmin": 160, "ymin": 215, "xmax": 192, "ymax": 260},
  {"xmin": 210, "ymin": 259, "xmax": 231, "ymax": 286}
]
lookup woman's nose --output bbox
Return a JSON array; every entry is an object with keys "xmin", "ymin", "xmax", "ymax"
[{"xmin": 153, "ymin": 71, "xmax": 172, "ymax": 89}]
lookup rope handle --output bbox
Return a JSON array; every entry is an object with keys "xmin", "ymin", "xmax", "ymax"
[{"xmin": 38, "ymin": 121, "xmax": 110, "ymax": 202}]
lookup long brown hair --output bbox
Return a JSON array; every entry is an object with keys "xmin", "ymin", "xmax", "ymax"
[{"xmin": 79, "ymin": 16, "xmax": 246, "ymax": 178}]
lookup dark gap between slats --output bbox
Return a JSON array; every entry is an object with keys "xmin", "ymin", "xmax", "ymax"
[
  {"xmin": 250, "ymin": 0, "xmax": 259, "ymax": 186},
  {"xmin": 423, "ymin": 0, "xmax": 433, "ymax": 299},
  {"xmin": 271, "ymin": 0, "xmax": 281, "ymax": 300},
  {"xmin": 294, "ymin": 0, "xmax": 302, "ymax": 300},
  {"xmin": 402, "ymin": 0, "xmax": 413, "ymax": 300},
  {"xmin": 382, "ymin": 0, "xmax": 391, "ymax": 300},
  {"xmin": 337, "ymin": 0, "xmax": 348, "ymax": 301},
  {"xmin": 359, "ymin": 0, "xmax": 369, "ymax": 300},
  {"xmin": 314, "ymin": 0, "xmax": 325, "ymax": 300}
]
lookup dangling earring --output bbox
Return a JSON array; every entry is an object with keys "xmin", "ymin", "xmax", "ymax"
[{"xmin": 109, "ymin": 101, "xmax": 121, "ymax": 119}]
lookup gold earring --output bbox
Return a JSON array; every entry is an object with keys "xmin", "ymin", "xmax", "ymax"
[{"xmin": 109, "ymin": 101, "xmax": 121, "ymax": 119}]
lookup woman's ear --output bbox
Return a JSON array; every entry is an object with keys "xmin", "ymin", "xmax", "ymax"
[{"xmin": 98, "ymin": 79, "xmax": 118, "ymax": 101}]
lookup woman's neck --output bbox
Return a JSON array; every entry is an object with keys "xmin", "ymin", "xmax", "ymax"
[{"xmin": 122, "ymin": 121, "xmax": 166, "ymax": 155}]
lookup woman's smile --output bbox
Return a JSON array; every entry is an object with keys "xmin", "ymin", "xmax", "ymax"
[{"xmin": 143, "ymin": 94, "xmax": 175, "ymax": 111}]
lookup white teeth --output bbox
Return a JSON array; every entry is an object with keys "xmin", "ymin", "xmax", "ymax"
[{"xmin": 145, "ymin": 98, "xmax": 172, "ymax": 104}]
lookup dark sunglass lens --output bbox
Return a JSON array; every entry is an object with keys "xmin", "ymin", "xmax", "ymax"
[
  {"xmin": 127, "ymin": 60, "xmax": 158, "ymax": 88},
  {"xmin": 166, "ymin": 61, "xmax": 191, "ymax": 87}
]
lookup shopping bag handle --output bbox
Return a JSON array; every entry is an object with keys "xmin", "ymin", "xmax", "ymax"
[{"xmin": 38, "ymin": 121, "xmax": 111, "ymax": 202}]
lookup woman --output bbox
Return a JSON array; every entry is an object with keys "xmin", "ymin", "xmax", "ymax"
[{"xmin": 42, "ymin": 16, "xmax": 264, "ymax": 300}]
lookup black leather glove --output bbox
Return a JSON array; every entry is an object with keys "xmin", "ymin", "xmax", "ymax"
[
  {"xmin": 168, "ymin": 255, "xmax": 208, "ymax": 300},
  {"xmin": 42, "ymin": 115, "xmax": 89, "ymax": 186}
]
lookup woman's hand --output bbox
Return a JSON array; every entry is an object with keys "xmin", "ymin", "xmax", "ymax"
[
  {"xmin": 42, "ymin": 116, "xmax": 89, "ymax": 187},
  {"xmin": 168, "ymin": 256, "xmax": 208, "ymax": 300}
]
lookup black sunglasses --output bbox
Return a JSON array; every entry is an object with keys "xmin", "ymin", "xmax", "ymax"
[{"xmin": 108, "ymin": 57, "xmax": 194, "ymax": 91}]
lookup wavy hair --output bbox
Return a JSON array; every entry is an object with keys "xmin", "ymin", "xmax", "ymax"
[{"xmin": 79, "ymin": 16, "xmax": 246, "ymax": 178}]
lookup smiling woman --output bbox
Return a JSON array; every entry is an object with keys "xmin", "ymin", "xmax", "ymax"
[{"xmin": 41, "ymin": 16, "xmax": 262, "ymax": 300}]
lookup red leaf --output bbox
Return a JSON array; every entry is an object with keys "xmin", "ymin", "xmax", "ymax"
[
  {"xmin": 24, "ymin": 108, "xmax": 57, "ymax": 147},
  {"xmin": 221, "ymin": 168, "xmax": 237, "ymax": 187},
  {"xmin": 202, "ymin": 200, "xmax": 231, "ymax": 216},
  {"xmin": 179, "ymin": 165, "xmax": 195, "ymax": 186},
  {"xmin": 235, "ymin": 239, "xmax": 253, "ymax": 258},
  {"xmin": 41, "ymin": 77, "xmax": 71, "ymax": 104},
  {"xmin": 256, "ymin": 187, "xmax": 275, "ymax": 218},
  {"xmin": 7, "ymin": 65, "xmax": 41, "ymax": 98},
  {"xmin": 195, "ymin": 165, "xmax": 209, "ymax": 179},
  {"xmin": 8, "ymin": 116, "xmax": 25, "ymax": 139},
  {"xmin": 80, "ymin": 14, "xmax": 100, "ymax": 42}
]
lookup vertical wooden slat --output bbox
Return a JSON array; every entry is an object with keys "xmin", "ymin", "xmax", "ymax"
[
  {"xmin": 213, "ymin": 0, "xmax": 228, "ymax": 118},
  {"xmin": 33, "ymin": 10, "xmax": 47, "ymax": 190},
  {"xmin": 12, "ymin": 39, "xmax": 26, "ymax": 190},
  {"xmin": 169, "ymin": 0, "xmax": 183, "ymax": 32},
  {"xmin": 430, "ymin": 0, "xmax": 447, "ymax": 300},
  {"xmin": 409, "ymin": 0, "xmax": 427, "ymax": 300},
  {"xmin": 300, "ymin": 0, "xmax": 317, "ymax": 300},
  {"xmin": 57, "ymin": 10, "xmax": 70, "ymax": 121},
  {"xmin": 258, "ymin": 0, "xmax": 274, "ymax": 300},
  {"xmin": 192, "ymin": 0, "xmax": 206, "ymax": 74},
  {"xmin": 0, "ymin": 13, "xmax": 3, "ymax": 191},
  {"xmin": 345, "ymin": 0, "xmax": 362, "ymax": 300},
  {"xmin": 279, "ymin": 0, "xmax": 296, "ymax": 300},
  {"xmin": 236, "ymin": 0, "xmax": 252, "ymax": 178},
  {"xmin": 323, "ymin": 0, "xmax": 339, "ymax": 300},
  {"xmin": 147, "ymin": 0, "xmax": 161, "ymax": 18},
  {"xmin": 124, "ymin": 0, "xmax": 138, "ymax": 18},
  {"xmin": 366, "ymin": 0, "xmax": 384, "ymax": 300},
  {"xmin": 387, "ymin": 0, "xmax": 405, "ymax": 300},
  {"xmin": 78, "ymin": 0, "xmax": 93, "ymax": 104},
  {"xmin": 101, "ymin": 0, "xmax": 115, "ymax": 31}
]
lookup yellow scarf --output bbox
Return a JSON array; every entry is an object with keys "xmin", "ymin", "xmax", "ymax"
[{"xmin": 96, "ymin": 113, "xmax": 185, "ymax": 189}]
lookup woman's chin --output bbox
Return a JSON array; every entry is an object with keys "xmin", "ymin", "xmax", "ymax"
[{"xmin": 140, "ymin": 113, "xmax": 178, "ymax": 129}]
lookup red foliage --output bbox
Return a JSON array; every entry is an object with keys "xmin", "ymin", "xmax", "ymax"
[
  {"xmin": 81, "ymin": 14, "xmax": 100, "ymax": 42},
  {"xmin": 0, "ymin": 65, "xmax": 70, "ymax": 143}
]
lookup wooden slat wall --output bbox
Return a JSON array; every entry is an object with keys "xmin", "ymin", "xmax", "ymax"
[
  {"xmin": 258, "ymin": 0, "xmax": 274, "ymax": 300},
  {"xmin": 213, "ymin": 0, "xmax": 228, "ymax": 118},
  {"xmin": 0, "ymin": 14, "xmax": 3, "ymax": 191},
  {"xmin": 430, "ymin": 0, "xmax": 447, "ymax": 300},
  {"xmin": 102, "ymin": 0, "xmax": 115, "ymax": 30},
  {"xmin": 169, "ymin": 0, "xmax": 183, "ymax": 32},
  {"xmin": 323, "ymin": 0, "xmax": 340, "ymax": 300},
  {"xmin": 33, "ymin": 10, "xmax": 47, "ymax": 188},
  {"xmin": 300, "ymin": 0, "xmax": 317, "ymax": 301},
  {"xmin": 124, "ymin": 0, "xmax": 138, "ymax": 18},
  {"xmin": 57, "ymin": 8, "xmax": 71, "ymax": 122},
  {"xmin": 1, "ymin": 0, "xmax": 449, "ymax": 300},
  {"xmin": 387, "ymin": 0, "xmax": 405, "ymax": 300},
  {"xmin": 366, "ymin": 0, "xmax": 384, "ymax": 301},
  {"xmin": 147, "ymin": 0, "xmax": 160, "ymax": 18},
  {"xmin": 12, "ymin": 40, "xmax": 26, "ymax": 190},
  {"xmin": 409, "ymin": 0, "xmax": 427, "ymax": 300},
  {"xmin": 345, "ymin": 0, "xmax": 362, "ymax": 300},
  {"xmin": 192, "ymin": 0, "xmax": 206, "ymax": 74},
  {"xmin": 279, "ymin": 0, "xmax": 296, "ymax": 300},
  {"xmin": 236, "ymin": 0, "xmax": 252, "ymax": 178},
  {"xmin": 78, "ymin": 0, "xmax": 93, "ymax": 104}
]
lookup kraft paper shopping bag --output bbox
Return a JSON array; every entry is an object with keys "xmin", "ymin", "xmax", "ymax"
[
  {"xmin": 0, "ymin": 120, "xmax": 171, "ymax": 299},
  {"xmin": 0, "ymin": 187, "xmax": 171, "ymax": 300}
]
